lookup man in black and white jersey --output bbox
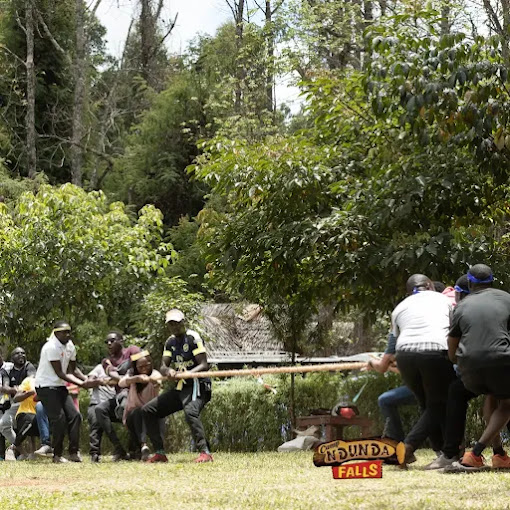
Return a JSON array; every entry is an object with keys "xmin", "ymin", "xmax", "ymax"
[{"xmin": 142, "ymin": 309, "xmax": 212, "ymax": 463}]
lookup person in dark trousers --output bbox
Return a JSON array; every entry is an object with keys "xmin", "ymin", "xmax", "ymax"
[
  {"xmin": 34, "ymin": 321, "xmax": 95, "ymax": 463},
  {"xmin": 448, "ymin": 264, "xmax": 510, "ymax": 471},
  {"xmin": 87, "ymin": 364, "xmax": 115, "ymax": 462},
  {"xmin": 0, "ymin": 347, "xmax": 36, "ymax": 460},
  {"xmin": 143, "ymin": 309, "xmax": 212, "ymax": 463},
  {"xmin": 0, "ymin": 353, "xmax": 13, "ymax": 460},
  {"xmin": 94, "ymin": 331, "xmax": 140, "ymax": 461},
  {"xmin": 393, "ymin": 274, "xmax": 456, "ymax": 466},
  {"xmin": 425, "ymin": 274, "xmax": 476, "ymax": 469},
  {"xmin": 367, "ymin": 333, "xmax": 417, "ymax": 443},
  {"xmin": 119, "ymin": 351, "xmax": 161, "ymax": 461}
]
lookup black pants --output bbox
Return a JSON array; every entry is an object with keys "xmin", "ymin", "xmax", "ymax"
[
  {"xmin": 142, "ymin": 385, "xmax": 210, "ymax": 452},
  {"xmin": 396, "ymin": 350, "xmax": 456, "ymax": 451},
  {"xmin": 126, "ymin": 407, "xmax": 144, "ymax": 454},
  {"xmin": 36, "ymin": 386, "xmax": 81, "ymax": 457},
  {"xmin": 15, "ymin": 413, "xmax": 38, "ymax": 448},
  {"xmin": 94, "ymin": 397, "xmax": 124, "ymax": 455},
  {"xmin": 442, "ymin": 377, "xmax": 476, "ymax": 458},
  {"xmin": 88, "ymin": 404, "xmax": 104, "ymax": 456}
]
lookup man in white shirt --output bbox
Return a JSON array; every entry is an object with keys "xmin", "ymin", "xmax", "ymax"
[
  {"xmin": 392, "ymin": 274, "xmax": 456, "ymax": 465},
  {"xmin": 35, "ymin": 320, "xmax": 95, "ymax": 463}
]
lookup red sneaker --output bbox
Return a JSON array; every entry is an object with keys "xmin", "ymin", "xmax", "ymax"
[
  {"xmin": 146, "ymin": 453, "xmax": 168, "ymax": 463},
  {"xmin": 457, "ymin": 451, "xmax": 486, "ymax": 471},
  {"xmin": 492, "ymin": 453, "xmax": 510, "ymax": 469},
  {"xmin": 195, "ymin": 452, "xmax": 213, "ymax": 463}
]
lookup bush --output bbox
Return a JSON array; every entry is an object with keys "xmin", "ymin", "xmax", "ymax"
[{"xmin": 75, "ymin": 371, "xmax": 487, "ymax": 455}]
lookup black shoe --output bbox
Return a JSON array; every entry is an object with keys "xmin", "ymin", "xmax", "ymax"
[
  {"xmin": 112, "ymin": 451, "xmax": 128, "ymax": 462},
  {"xmin": 90, "ymin": 453, "xmax": 100, "ymax": 463}
]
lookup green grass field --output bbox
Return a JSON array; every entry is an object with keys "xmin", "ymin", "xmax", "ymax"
[{"xmin": 1, "ymin": 450, "xmax": 510, "ymax": 509}]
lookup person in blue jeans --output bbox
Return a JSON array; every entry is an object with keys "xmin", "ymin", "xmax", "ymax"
[
  {"xmin": 377, "ymin": 385, "xmax": 416, "ymax": 442},
  {"xmin": 368, "ymin": 333, "xmax": 418, "ymax": 442},
  {"xmin": 34, "ymin": 402, "xmax": 53, "ymax": 456}
]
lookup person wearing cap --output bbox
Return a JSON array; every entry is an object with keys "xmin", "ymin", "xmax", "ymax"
[
  {"xmin": 424, "ymin": 274, "xmax": 477, "ymax": 469},
  {"xmin": 142, "ymin": 309, "xmax": 213, "ymax": 463},
  {"xmin": 34, "ymin": 320, "xmax": 96, "ymax": 463},
  {"xmin": 448, "ymin": 264, "xmax": 510, "ymax": 471},
  {"xmin": 393, "ymin": 274, "xmax": 456, "ymax": 465},
  {"xmin": 94, "ymin": 331, "xmax": 141, "ymax": 462}
]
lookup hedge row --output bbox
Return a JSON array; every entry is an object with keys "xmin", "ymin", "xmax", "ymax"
[{"xmin": 75, "ymin": 371, "xmax": 487, "ymax": 454}]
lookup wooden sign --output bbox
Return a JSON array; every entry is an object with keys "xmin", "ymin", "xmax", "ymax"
[
  {"xmin": 332, "ymin": 460, "xmax": 383, "ymax": 479},
  {"xmin": 313, "ymin": 438, "xmax": 405, "ymax": 467}
]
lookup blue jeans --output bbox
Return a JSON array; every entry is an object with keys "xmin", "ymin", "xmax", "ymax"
[
  {"xmin": 35, "ymin": 402, "xmax": 51, "ymax": 446},
  {"xmin": 378, "ymin": 385, "xmax": 417, "ymax": 442}
]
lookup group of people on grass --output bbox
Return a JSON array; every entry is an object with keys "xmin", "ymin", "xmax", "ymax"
[
  {"xmin": 368, "ymin": 263, "xmax": 510, "ymax": 471},
  {"xmin": 0, "ymin": 309, "xmax": 213, "ymax": 464}
]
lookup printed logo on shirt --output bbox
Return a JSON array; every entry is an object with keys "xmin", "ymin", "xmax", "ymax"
[{"xmin": 183, "ymin": 343, "xmax": 189, "ymax": 353}]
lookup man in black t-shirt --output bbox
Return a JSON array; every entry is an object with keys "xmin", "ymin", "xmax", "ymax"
[
  {"xmin": 0, "ymin": 347, "xmax": 36, "ymax": 459},
  {"xmin": 448, "ymin": 264, "xmax": 510, "ymax": 471},
  {"xmin": 142, "ymin": 309, "xmax": 212, "ymax": 463}
]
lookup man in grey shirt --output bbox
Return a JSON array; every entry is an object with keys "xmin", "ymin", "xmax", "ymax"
[
  {"xmin": 87, "ymin": 364, "xmax": 115, "ymax": 463},
  {"xmin": 448, "ymin": 264, "xmax": 510, "ymax": 470}
]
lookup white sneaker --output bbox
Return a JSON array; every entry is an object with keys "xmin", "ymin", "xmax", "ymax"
[
  {"xmin": 424, "ymin": 453, "xmax": 459, "ymax": 470},
  {"xmin": 52, "ymin": 456, "xmax": 68, "ymax": 464},
  {"xmin": 5, "ymin": 445, "xmax": 16, "ymax": 461},
  {"xmin": 141, "ymin": 445, "xmax": 150, "ymax": 461},
  {"xmin": 34, "ymin": 444, "xmax": 53, "ymax": 457}
]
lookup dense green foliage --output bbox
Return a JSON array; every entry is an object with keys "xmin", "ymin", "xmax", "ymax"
[{"xmin": 0, "ymin": 184, "xmax": 171, "ymax": 359}]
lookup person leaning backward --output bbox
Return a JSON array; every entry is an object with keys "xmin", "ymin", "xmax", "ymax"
[
  {"xmin": 35, "ymin": 321, "xmax": 95, "ymax": 463},
  {"xmin": 142, "ymin": 309, "xmax": 213, "ymax": 463}
]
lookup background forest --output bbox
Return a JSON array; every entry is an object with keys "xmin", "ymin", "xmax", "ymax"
[{"xmin": 0, "ymin": 0, "xmax": 509, "ymax": 366}]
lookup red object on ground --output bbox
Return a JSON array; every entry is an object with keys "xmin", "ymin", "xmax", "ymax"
[
  {"xmin": 339, "ymin": 407, "xmax": 356, "ymax": 419},
  {"xmin": 146, "ymin": 453, "xmax": 168, "ymax": 463},
  {"xmin": 195, "ymin": 452, "xmax": 213, "ymax": 463}
]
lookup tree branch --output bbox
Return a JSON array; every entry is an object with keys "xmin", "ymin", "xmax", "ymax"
[
  {"xmin": 483, "ymin": 0, "xmax": 504, "ymax": 34},
  {"xmin": 91, "ymin": 0, "xmax": 103, "ymax": 15},
  {"xmin": 155, "ymin": 0, "xmax": 164, "ymax": 21},
  {"xmin": 0, "ymin": 44, "xmax": 26, "ymax": 67},
  {"xmin": 15, "ymin": 10, "xmax": 27, "ymax": 35},
  {"xmin": 152, "ymin": 12, "xmax": 178, "ymax": 55},
  {"xmin": 35, "ymin": 9, "xmax": 72, "ymax": 65}
]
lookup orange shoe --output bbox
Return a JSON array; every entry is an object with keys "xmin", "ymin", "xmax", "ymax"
[
  {"xmin": 458, "ymin": 451, "xmax": 486, "ymax": 470},
  {"xmin": 195, "ymin": 452, "xmax": 213, "ymax": 463},
  {"xmin": 492, "ymin": 454, "xmax": 510, "ymax": 469},
  {"xmin": 146, "ymin": 453, "xmax": 168, "ymax": 463}
]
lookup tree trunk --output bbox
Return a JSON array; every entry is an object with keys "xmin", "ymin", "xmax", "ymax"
[
  {"xmin": 265, "ymin": 1, "xmax": 274, "ymax": 114},
  {"xmin": 140, "ymin": 0, "xmax": 156, "ymax": 86},
  {"xmin": 290, "ymin": 343, "xmax": 296, "ymax": 430},
  {"xmin": 440, "ymin": 5, "xmax": 450, "ymax": 36},
  {"xmin": 26, "ymin": 0, "xmax": 37, "ymax": 178},
  {"xmin": 233, "ymin": 0, "xmax": 245, "ymax": 112},
  {"xmin": 71, "ymin": 0, "xmax": 86, "ymax": 187}
]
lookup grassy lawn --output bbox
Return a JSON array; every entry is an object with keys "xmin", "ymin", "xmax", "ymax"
[{"xmin": 1, "ymin": 449, "xmax": 510, "ymax": 509}]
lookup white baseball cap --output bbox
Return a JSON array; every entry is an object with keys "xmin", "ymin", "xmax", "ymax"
[{"xmin": 165, "ymin": 309, "xmax": 185, "ymax": 323}]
